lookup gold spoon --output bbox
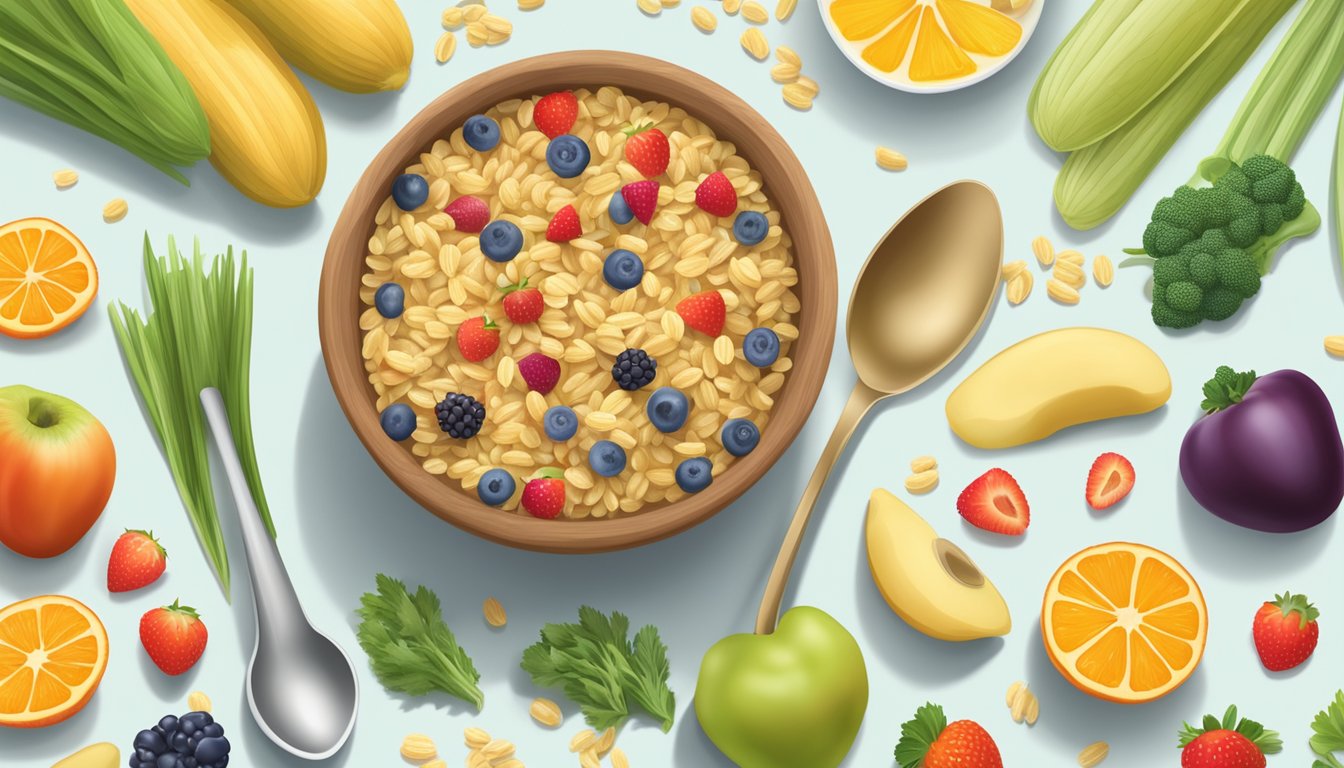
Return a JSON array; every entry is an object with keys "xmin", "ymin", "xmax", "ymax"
[{"xmin": 755, "ymin": 180, "xmax": 1004, "ymax": 634}]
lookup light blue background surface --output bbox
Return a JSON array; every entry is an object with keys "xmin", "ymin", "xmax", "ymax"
[{"xmin": 3, "ymin": 1, "xmax": 1344, "ymax": 765}]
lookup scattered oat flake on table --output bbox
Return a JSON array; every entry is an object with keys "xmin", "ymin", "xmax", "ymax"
[
  {"xmin": 1006, "ymin": 271, "xmax": 1033, "ymax": 304},
  {"xmin": 402, "ymin": 733, "xmax": 438, "ymax": 761},
  {"xmin": 1056, "ymin": 248, "xmax": 1084, "ymax": 266},
  {"xmin": 435, "ymin": 32, "xmax": 457, "ymax": 63},
  {"xmin": 102, "ymin": 198, "xmax": 128, "ymax": 223},
  {"xmin": 1032, "ymin": 235, "xmax": 1054, "ymax": 266},
  {"xmin": 782, "ymin": 82, "xmax": 813, "ymax": 110},
  {"xmin": 52, "ymin": 169, "xmax": 78, "ymax": 189},
  {"xmin": 904, "ymin": 469, "xmax": 938, "ymax": 493},
  {"xmin": 465, "ymin": 727, "xmax": 491, "ymax": 748},
  {"xmin": 741, "ymin": 0, "xmax": 768, "ymax": 23},
  {"xmin": 1092, "ymin": 254, "xmax": 1114, "ymax": 287},
  {"xmin": 186, "ymin": 690, "xmax": 211, "ymax": 712},
  {"xmin": 443, "ymin": 6, "xmax": 465, "ymax": 28},
  {"xmin": 569, "ymin": 729, "xmax": 597, "ymax": 753},
  {"xmin": 529, "ymin": 697, "xmax": 562, "ymax": 727},
  {"xmin": 637, "ymin": 0, "xmax": 661, "ymax": 14},
  {"xmin": 1046, "ymin": 277, "xmax": 1079, "ymax": 305},
  {"xmin": 876, "ymin": 146, "xmax": 907, "ymax": 171},
  {"xmin": 1053, "ymin": 259, "xmax": 1085, "ymax": 289},
  {"xmin": 741, "ymin": 27, "xmax": 769, "ymax": 60},
  {"xmin": 776, "ymin": 0, "xmax": 796, "ymax": 21},
  {"xmin": 723, "ymin": 0, "xmax": 741, "ymax": 13},
  {"xmin": 910, "ymin": 455, "xmax": 937, "ymax": 472},
  {"xmin": 610, "ymin": 748, "xmax": 630, "ymax": 768},
  {"xmin": 482, "ymin": 596, "xmax": 507, "ymax": 627},
  {"xmin": 771, "ymin": 63, "xmax": 800, "ymax": 83},
  {"xmin": 1078, "ymin": 741, "xmax": 1108, "ymax": 767},
  {"xmin": 1001, "ymin": 260, "xmax": 1026, "ymax": 281},
  {"xmin": 1325, "ymin": 336, "xmax": 1344, "ymax": 356},
  {"xmin": 776, "ymin": 45, "xmax": 800, "ymax": 67},
  {"xmin": 691, "ymin": 5, "xmax": 717, "ymax": 31},
  {"xmin": 518, "ymin": 0, "xmax": 544, "ymax": 8},
  {"xmin": 463, "ymin": 3, "xmax": 488, "ymax": 21}
]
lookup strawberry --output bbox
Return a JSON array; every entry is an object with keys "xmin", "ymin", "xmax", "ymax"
[
  {"xmin": 457, "ymin": 316, "xmax": 500, "ymax": 362},
  {"xmin": 895, "ymin": 703, "xmax": 1002, "ymax": 768},
  {"xmin": 676, "ymin": 291, "xmax": 726, "ymax": 337},
  {"xmin": 140, "ymin": 600, "xmax": 208, "ymax": 676},
  {"xmin": 695, "ymin": 171, "xmax": 738, "ymax": 217},
  {"xmin": 620, "ymin": 181, "xmax": 659, "ymax": 225},
  {"xmin": 517, "ymin": 352, "xmax": 561, "ymax": 394},
  {"xmin": 1085, "ymin": 452, "xmax": 1135, "ymax": 510},
  {"xmin": 445, "ymin": 195, "xmax": 490, "ymax": 233},
  {"xmin": 1178, "ymin": 706, "xmax": 1282, "ymax": 768},
  {"xmin": 521, "ymin": 467, "xmax": 566, "ymax": 519},
  {"xmin": 956, "ymin": 468, "xmax": 1029, "ymax": 535},
  {"xmin": 623, "ymin": 124, "xmax": 670, "ymax": 178},
  {"xmin": 107, "ymin": 529, "xmax": 167, "ymax": 593},
  {"xmin": 502, "ymin": 279, "xmax": 544, "ymax": 324},
  {"xmin": 546, "ymin": 204, "xmax": 582, "ymax": 242},
  {"xmin": 534, "ymin": 91, "xmax": 578, "ymax": 139},
  {"xmin": 1252, "ymin": 592, "xmax": 1319, "ymax": 671}
]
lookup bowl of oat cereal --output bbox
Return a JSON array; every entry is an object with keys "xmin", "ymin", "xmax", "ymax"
[{"xmin": 320, "ymin": 51, "xmax": 837, "ymax": 553}]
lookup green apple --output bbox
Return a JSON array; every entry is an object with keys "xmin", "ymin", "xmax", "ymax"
[{"xmin": 694, "ymin": 606, "xmax": 868, "ymax": 768}]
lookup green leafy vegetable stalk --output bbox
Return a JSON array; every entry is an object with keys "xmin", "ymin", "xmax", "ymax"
[
  {"xmin": 521, "ymin": 606, "xmax": 675, "ymax": 732},
  {"xmin": 356, "ymin": 574, "xmax": 483, "ymax": 710},
  {"xmin": 1310, "ymin": 691, "xmax": 1344, "ymax": 767},
  {"xmin": 0, "ymin": 0, "xmax": 210, "ymax": 182},
  {"xmin": 110, "ymin": 237, "xmax": 272, "ymax": 597}
]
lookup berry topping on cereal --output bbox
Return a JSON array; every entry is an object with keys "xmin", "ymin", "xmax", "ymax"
[
  {"xmin": 743, "ymin": 327, "xmax": 780, "ymax": 367},
  {"xmin": 477, "ymin": 468, "xmax": 515, "ymax": 506},
  {"xmin": 647, "ymin": 387, "xmax": 689, "ymax": 433},
  {"xmin": 456, "ymin": 315, "xmax": 500, "ymax": 362},
  {"xmin": 436, "ymin": 393, "xmax": 485, "ymax": 439},
  {"xmin": 481, "ymin": 219, "xmax": 523, "ymax": 262},
  {"xmin": 732, "ymin": 210, "xmax": 769, "ymax": 246},
  {"xmin": 392, "ymin": 173, "xmax": 429, "ymax": 211},
  {"xmin": 518, "ymin": 352, "xmax": 562, "ymax": 394},
  {"xmin": 721, "ymin": 418, "xmax": 761, "ymax": 457},
  {"xmin": 589, "ymin": 441, "xmax": 627, "ymax": 477},
  {"xmin": 444, "ymin": 195, "xmax": 490, "ymax": 233},
  {"xmin": 602, "ymin": 248, "xmax": 644, "ymax": 291},
  {"xmin": 501, "ymin": 279, "xmax": 544, "ymax": 324},
  {"xmin": 380, "ymin": 403, "xmax": 417, "ymax": 441},
  {"xmin": 620, "ymin": 180, "xmax": 659, "ymax": 225},
  {"xmin": 533, "ymin": 91, "xmax": 578, "ymax": 139},
  {"xmin": 463, "ymin": 114, "xmax": 501, "ymax": 152},
  {"xmin": 544, "ymin": 405, "xmax": 579, "ymax": 442},
  {"xmin": 676, "ymin": 291, "xmax": 727, "ymax": 337},
  {"xmin": 695, "ymin": 171, "xmax": 738, "ymax": 217},
  {"xmin": 612, "ymin": 348, "xmax": 657, "ymax": 391},
  {"xmin": 676, "ymin": 457, "xmax": 714, "ymax": 493},
  {"xmin": 521, "ymin": 468, "xmax": 566, "ymax": 518},
  {"xmin": 623, "ymin": 123, "xmax": 670, "ymax": 178},
  {"xmin": 546, "ymin": 135, "xmax": 591, "ymax": 178},
  {"xmin": 608, "ymin": 189, "xmax": 635, "ymax": 224},
  {"xmin": 374, "ymin": 282, "xmax": 404, "ymax": 319},
  {"xmin": 546, "ymin": 204, "xmax": 582, "ymax": 242}
]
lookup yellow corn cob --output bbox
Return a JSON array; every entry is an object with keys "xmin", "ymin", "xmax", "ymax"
[
  {"xmin": 225, "ymin": 0, "xmax": 413, "ymax": 93},
  {"xmin": 124, "ymin": 0, "xmax": 326, "ymax": 208}
]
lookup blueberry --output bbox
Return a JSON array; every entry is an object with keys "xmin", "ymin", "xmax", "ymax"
[
  {"xmin": 392, "ymin": 173, "xmax": 429, "ymax": 211},
  {"xmin": 463, "ymin": 115, "xmax": 501, "ymax": 152},
  {"xmin": 646, "ymin": 387, "xmax": 689, "ymax": 433},
  {"xmin": 721, "ymin": 418, "xmax": 760, "ymax": 457},
  {"xmin": 374, "ymin": 282, "xmax": 405, "ymax": 319},
  {"xmin": 380, "ymin": 403, "xmax": 416, "ymax": 441},
  {"xmin": 743, "ymin": 327, "xmax": 780, "ymax": 367},
  {"xmin": 136, "ymin": 730, "xmax": 167, "ymax": 753},
  {"xmin": 602, "ymin": 249, "xmax": 644, "ymax": 291},
  {"xmin": 477, "ymin": 468, "xmax": 516, "ymax": 506},
  {"xmin": 589, "ymin": 440, "xmax": 626, "ymax": 477},
  {"xmin": 546, "ymin": 135, "xmax": 591, "ymax": 178},
  {"xmin": 480, "ymin": 220, "xmax": 523, "ymax": 262},
  {"xmin": 544, "ymin": 405, "xmax": 578, "ymax": 441},
  {"xmin": 159, "ymin": 715, "xmax": 179, "ymax": 734},
  {"xmin": 675, "ymin": 457, "xmax": 713, "ymax": 492},
  {"xmin": 608, "ymin": 190, "xmax": 634, "ymax": 224},
  {"xmin": 732, "ymin": 210, "xmax": 769, "ymax": 246},
  {"xmin": 194, "ymin": 737, "xmax": 230, "ymax": 764}
]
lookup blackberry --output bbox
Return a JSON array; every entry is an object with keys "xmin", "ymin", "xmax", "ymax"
[
  {"xmin": 436, "ymin": 392, "xmax": 485, "ymax": 438},
  {"xmin": 612, "ymin": 348, "xmax": 657, "ymax": 391},
  {"xmin": 131, "ymin": 711, "xmax": 230, "ymax": 768}
]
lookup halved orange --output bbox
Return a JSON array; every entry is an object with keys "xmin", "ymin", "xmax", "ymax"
[
  {"xmin": 0, "ymin": 595, "xmax": 108, "ymax": 728},
  {"xmin": 0, "ymin": 217, "xmax": 98, "ymax": 339},
  {"xmin": 1042, "ymin": 542, "xmax": 1206, "ymax": 704}
]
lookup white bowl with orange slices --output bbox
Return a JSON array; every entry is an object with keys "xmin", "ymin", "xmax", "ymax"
[{"xmin": 819, "ymin": 0, "xmax": 1044, "ymax": 93}]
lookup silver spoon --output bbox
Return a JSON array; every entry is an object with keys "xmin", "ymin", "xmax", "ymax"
[{"xmin": 200, "ymin": 387, "xmax": 359, "ymax": 760}]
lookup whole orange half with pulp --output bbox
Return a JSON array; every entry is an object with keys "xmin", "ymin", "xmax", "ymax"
[
  {"xmin": 1042, "ymin": 542, "xmax": 1206, "ymax": 704},
  {"xmin": 0, "ymin": 595, "xmax": 108, "ymax": 728},
  {"xmin": 0, "ymin": 218, "xmax": 98, "ymax": 339}
]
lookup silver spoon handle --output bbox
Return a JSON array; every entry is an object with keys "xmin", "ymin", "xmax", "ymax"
[{"xmin": 200, "ymin": 388, "xmax": 304, "ymax": 631}]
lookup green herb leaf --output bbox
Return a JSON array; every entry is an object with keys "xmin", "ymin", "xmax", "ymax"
[
  {"xmin": 520, "ymin": 606, "xmax": 675, "ymax": 731},
  {"xmin": 1199, "ymin": 365, "xmax": 1257, "ymax": 413},
  {"xmin": 895, "ymin": 702, "xmax": 947, "ymax": 768},
  {"xmin": 356, "ymin": 574, "xmax": 483, "ymax": 709},
  {"xmin": 1311, "ymin": 691, "xmax": 1344, "ymax": 766}
]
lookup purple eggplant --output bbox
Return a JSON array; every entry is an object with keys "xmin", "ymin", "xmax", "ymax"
[{"xmin": 1180, "ymin": 366, "xmax": 1344, "ymax": 533}]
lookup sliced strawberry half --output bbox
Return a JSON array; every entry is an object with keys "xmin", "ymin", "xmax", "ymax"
[
  {"xmin": 957, "ymin": 468, "xmax": 1029, "ymax": 535},
  {"xmin": 1085, "ymin": 452, "xmax": 1135, "ymax": 510}
]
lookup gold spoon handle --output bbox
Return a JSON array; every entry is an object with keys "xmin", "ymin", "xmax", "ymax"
[{"xmin": 755, "ymin": 380, "xmax": 884, "ymax": 634}]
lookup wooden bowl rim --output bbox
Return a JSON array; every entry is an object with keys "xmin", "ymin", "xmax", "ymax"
[{"xmin": 318, "ymin": 51, "xmax": 837, "ymax": 553}]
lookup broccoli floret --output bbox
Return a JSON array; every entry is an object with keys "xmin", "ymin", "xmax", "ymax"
[{"xmin": 1131, "ymin": 154, "xmax": 1318, "ymax": 329}]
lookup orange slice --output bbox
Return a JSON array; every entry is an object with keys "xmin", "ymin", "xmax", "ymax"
[
  {"xmin": 937, "ymin": 0, "xmax": 1022, "ymax": 56},
  {"xmin": 830, "ymin": 0, "xmax": 916, "ymax": 41},
  {"xmin": 0, "ymin": 595, "xmax": 108, "ymax": 728},
  {"xmin": 0, "ymin": 217, "xmax": 98, "ymax": 339},
  {"xmin": 861, "ymin": 8, "xmax": 920, "ymax": 73},
  {"xmin": 1042, "ymin": 543, "xmax": 1206, "ymax": 704},
  {"xmin": 909, "ymin": 7, "xmax": 977, "ymax": 82}
]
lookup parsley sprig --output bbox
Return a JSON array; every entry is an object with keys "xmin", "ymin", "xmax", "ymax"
[
  {"xmin": 521, "ymin": 606, "xmax": 675, "ymax": 731},
  {"xmin": 1311, "ymin": 691, "xmax": 1344, "ymax": 768},
  {"xmin": 356, "ymin": 574, "xmax": 483, "ymax": 709}
]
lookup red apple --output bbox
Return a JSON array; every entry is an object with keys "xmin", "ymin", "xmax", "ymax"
[{"xmin": 0, "ymin": 385, "xmax": 115, "ymax": 558}]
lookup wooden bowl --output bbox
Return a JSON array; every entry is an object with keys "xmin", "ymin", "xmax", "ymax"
[{"xmin": 319, "ymin": 51, "xmax": 837, "ymax": 553}]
